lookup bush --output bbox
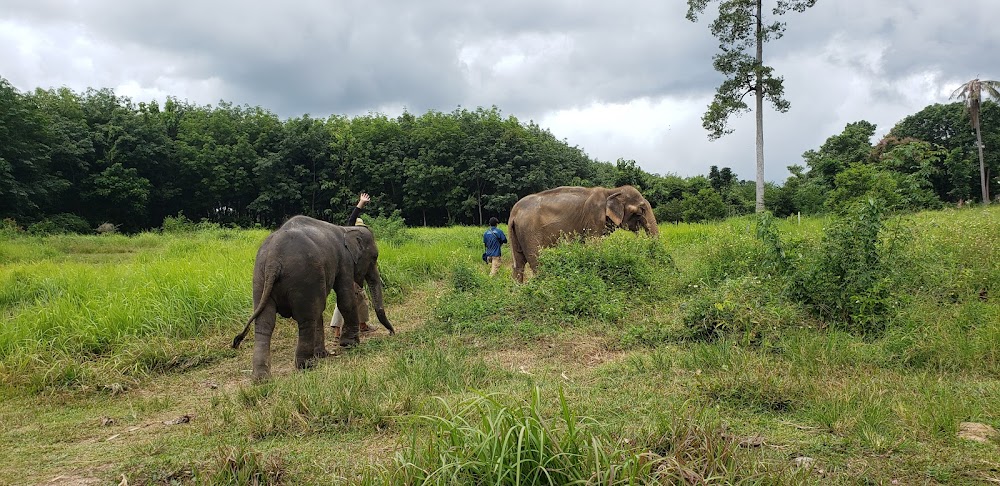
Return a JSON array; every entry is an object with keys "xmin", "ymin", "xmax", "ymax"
[
  {"xmin": 785, "ymin": 199, "xmax": 910, "ymax": 334},
  {"xmin": 536, "ymin": 230, "xmax": 673, "ymax": 290},
  {"xmin": 519, "ymin": 231, "xmax": 676, "ymax": 322},
  {"xmin": 381, "ymin": 389, "xmax": 657, "ymax": 485},
  {"xmin": 26, "ymin": 214, "xmax": 91, "ymax": 235},
  {"xmin": 0, "ymin": 218, "xmax": 24, "ymax": 238},
  {"xmin": 204, "ymin": 444, "xmax": 284, "ymax": 485},
  {"xmin": 433, "ymin": 231, "xmax": 674, "ymax": 336},
  {"xmin": 450, "ymin": 262, "xmax": 485, "ymax": 292},
  {"xmin": 680, "ymin": 276, "xmax": 801, "ymax": 343},
  {"xmin": 162, "ymin": 212, "xmax": 222, "ymax": 233},
  {"xmin": 825, "ymin": 164, "xmax": 902, "ymax": 214},
  {"xmin": 366, "ymin": 210, "xmax": 411, "ymax": 246}
]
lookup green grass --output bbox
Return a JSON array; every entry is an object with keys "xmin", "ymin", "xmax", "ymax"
[{"xmin": 0, "ymin": 206, "xmax": 998, "ymax": 484}]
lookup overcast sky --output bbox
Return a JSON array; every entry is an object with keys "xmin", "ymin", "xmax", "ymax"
[{"xmin": 1, "ymin": 0, "xmax": 997, "ymax": 182}]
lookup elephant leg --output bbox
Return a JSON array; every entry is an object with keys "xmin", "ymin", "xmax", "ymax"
[
  {"xmin": 334, "ymin": 280, "xmax": 361, "ymax": 347},
  {"xmin": 251, "ymin": 301, "xmax": 277, "ymax": 382},
  {"xmin": 290, "ymin": 292, "xmax": 328, "ymax": 369},
  {"xmin": 311, "ymin": 313, "xmax": 329, "ymax": 359},
  {"xmin": 525, "ymin": 250, "xmax": 540, "ymax": 280},
  {"xmin": 512, "ymin": 252, "xmax": 526, "ymax": 283}
]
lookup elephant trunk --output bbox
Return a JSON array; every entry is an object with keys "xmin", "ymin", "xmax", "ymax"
[
  {"xmin": 366, "ymin": 265, "xmax": 395, "ymax": 335},
  {"xmin": 644, "ymin": 212, "xmax": 660, "ymax": 237}
]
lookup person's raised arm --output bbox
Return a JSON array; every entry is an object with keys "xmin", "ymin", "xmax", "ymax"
[{"xmin": 345, "ymin": 192, "xmax": 370, "ymax": 226}]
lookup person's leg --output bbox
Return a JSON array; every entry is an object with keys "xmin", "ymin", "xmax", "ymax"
[
  {"xmin": 356, "ymin": 284, "xmax": 373, "ymax": 332},
  {"xmin": 489, "ymin": 256, "xmax": 501, "ymax": 276},
  {"xmin": 330, "ymin": 306, "xmax": 344, "ymax": 338}
]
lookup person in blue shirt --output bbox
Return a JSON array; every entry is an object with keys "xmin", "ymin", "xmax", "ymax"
[{"xmin": 483, "ymin": 217, "xmax": 508, "ymax": 276}]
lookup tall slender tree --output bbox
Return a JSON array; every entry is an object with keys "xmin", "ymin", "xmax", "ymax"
[
  {"xmin": 686, "ymin": 0, "xmax": 816, "ymax": 212},
  {"xmin": 950, "ymin": 78, "xmax": 1000, "ymax": 204}
]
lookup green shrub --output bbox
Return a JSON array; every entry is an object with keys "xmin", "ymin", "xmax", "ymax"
[
  {"xmin": 366, "ymin": 209, "xmax": 411, "ymax": 246},
  {"xmin": 515, "ymin": 231, "xmax": 675, "ymax": 322},
  {"xmin": 26, "ymin": 213, "xmax": 91, "ymax": 235},
  {"xmin": 450, "ymin": 262, "xmax": 485, "ymax": 292},
  {"xmin": 380, "ymin": 389, "xmax": 657, "ymax": 485},
  {"xmin": 688, "ymin": 217, "xmax": 770, "ymax": 284},
  {"xmin": 786, "ymin": 199, "xmax": 910, "ymax": 334},
  {"xmin": 434, "ymin": 231, "xmax": 674, "ymax": 335},
  {"xmin": 203, "ymin": 444, "xmax": 284, "ymax": 485},
  {"xmin": 535, "ymin": 230, "xmax": 674, "ymax": 292},
  {"xmin": 0, "ymin": 218, "xmax": 22, "ymax": 238},
  {"xmin": 161, "ymin": 212, "xmax": 222, "ymax": 233},
  {"xmin": 680, "ymin": 276, "xmax": 800, "ymax": 343}
]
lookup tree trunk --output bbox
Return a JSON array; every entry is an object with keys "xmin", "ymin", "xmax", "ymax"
[
  {"xmin": 754, "ymin": 0, "xmax": 766, "ymax": 213},
  {"xmin": 975, "ymin": 121, "xmax": 989, "ymax": 204}
]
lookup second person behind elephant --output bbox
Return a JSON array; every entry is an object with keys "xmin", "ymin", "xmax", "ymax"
[{"xmin": 330, "ymin": 194, "xmax": 375, "ymax": 337}]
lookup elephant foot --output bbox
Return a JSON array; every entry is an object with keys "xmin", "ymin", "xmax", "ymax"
[
  {"xmin": 251, "ymin": 370, "xmax": 271, "ymax": 383},
  {"xmin": 339, "ymin": 337, "xmax": 359, "ymax": 348},
  {"xmin": 314, "ymin": 347, "xmax": 331, "ymax": 359},
  {"xmin": 296, "ymin": 356, "xmax": 320, "ymax": 370}
]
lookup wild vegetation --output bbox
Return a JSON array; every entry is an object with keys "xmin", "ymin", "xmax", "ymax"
[
  {"xmin": 1, "ymin": 204, "xmax": 997, "ymax": 484},
  {"xmin": 2, "ymin": 75, "xmax": 999, "ymax": 234}
]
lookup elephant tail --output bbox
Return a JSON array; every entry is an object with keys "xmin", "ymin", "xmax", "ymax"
[
  {"xmin": 366, "ymin": 264, "xmax": 394, "ymax": 335},
  {"xmin": 232, "ymin": 260, "xmax": 281, "ymax": 349}
]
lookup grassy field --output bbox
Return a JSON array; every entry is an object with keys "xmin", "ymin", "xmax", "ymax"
[{"xmin": 0, "ymin": 206, "xmax": 998, "ymax": 484}]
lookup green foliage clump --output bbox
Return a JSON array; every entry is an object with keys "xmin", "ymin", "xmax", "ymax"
[
  {"xmin": 524, "ymin": 231, "xmax": 675, "ymax": 321},
  {"xmin": 687, "ymin": 217, "xmax": 773, "ymax": 284},
  {"xmin": 0, "ymin": 219, "xmax": 23, "ymax": 238},
  {"xmin": 434, "ymin": 231, "xmax": 673, "ymax": 337},
  {"xmin": 450, "ymin": 262, "xmax": 486, "ymax": 293},
  {"xmin": 365, "ymin": 209, "xmax": 411, "ymax": 246},
  {"xmin": 160, "ymin": 212, "xmax": 198, "ymax": 233},
  {"xmin": 377, "ymin": 388, "xmax": 778, "ymax": 485},
  {"xmin": 380, "ymin": 389, "xmax": 655, "ymax": 485},
  {"xmin": 537, "ymin": 230, "xmax": 673, "ymax": 291},
  {"xmin": 681, "ymin": 188, "xmax": 728, "ymax": 222},
  {"xmin": 680, "ymin": 276, "xmax": 802, "ymax": 343},
  {"xmin": 161, "ymin": 212, "xmax": 224, "ymax": 233},
  {"xmin": 26, "ymin": 213, "xmax": 91, "ymax": 235},
  {"xmin": 783, "ymin": 200, "xmax": 910, "ymax": 334},
  {"xmin": 202, "ymin": 444, "xmax": 284, "ymax": 485}
]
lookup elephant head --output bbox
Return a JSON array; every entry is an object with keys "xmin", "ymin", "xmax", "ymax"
[{"xmin": 605, "ymin": 186, "xmax": 659, "ymax": 237}]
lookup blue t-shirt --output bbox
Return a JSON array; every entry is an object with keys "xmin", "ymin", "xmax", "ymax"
[{"xmin": 483, "ymin": 227, "xmax": 507, "ymax": 257}]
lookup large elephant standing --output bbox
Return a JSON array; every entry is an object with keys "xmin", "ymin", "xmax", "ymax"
[
  {"xmin": 232, "ymin": 216, "xmax": 394, "ymax": 381},
  {"xmin": 508, "ymin": 185, "xmax": 659, "ymax": 282}
]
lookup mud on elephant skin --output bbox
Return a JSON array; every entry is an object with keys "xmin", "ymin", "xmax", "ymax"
[
  {"xmin": 508, "ymin": 185, "xmax": 659, "ymax": 282},
  {"xmin": 232, "ymin": 215, "xmax": 394, "ymax": 381}
]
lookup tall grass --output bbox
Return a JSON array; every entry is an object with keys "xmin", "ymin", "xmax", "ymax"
[
  {"xmin": 372, "ymin": 388, "xmax": 788, "ymax": 485},
  {"xmin": 0, "ymin": 230, "xmax": 261, "ymax": 391}
]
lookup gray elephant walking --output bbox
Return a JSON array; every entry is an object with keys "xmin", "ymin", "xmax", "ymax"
[
  {"xmin": 232, "ymin": 215, "xmax": 394, "ymax": 381},
  {"xmin": 508, "ymin": 185, "xmax": 659, "ymax": 282}
]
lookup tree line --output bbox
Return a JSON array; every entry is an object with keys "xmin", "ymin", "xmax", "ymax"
[{"xmin": 1, "ymin": 76, "xmax": 997, "ymax": 233}]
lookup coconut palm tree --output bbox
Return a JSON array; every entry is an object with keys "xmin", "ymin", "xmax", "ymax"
[{"xmin": 950, "ymin": 78, "xmax": 1000, "ymax": 205}]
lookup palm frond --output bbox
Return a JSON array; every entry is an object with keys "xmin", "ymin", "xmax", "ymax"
[
  {"xmin": 981, "ymin": 80, "xmax": 1000, "ymax": 100},
  {"xmin": 949, "ymin": 82, "xmax": 971, "ymax": 101}
]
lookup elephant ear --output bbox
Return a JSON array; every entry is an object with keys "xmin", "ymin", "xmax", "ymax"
[{"xmin": 605, "ymin": 192, "xmax": 625, "ymax": 226}]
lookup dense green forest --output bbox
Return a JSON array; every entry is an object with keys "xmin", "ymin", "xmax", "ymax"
[{"xmin": 1, "ymin": 76, "xmax": 997, "ymax": 232}]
